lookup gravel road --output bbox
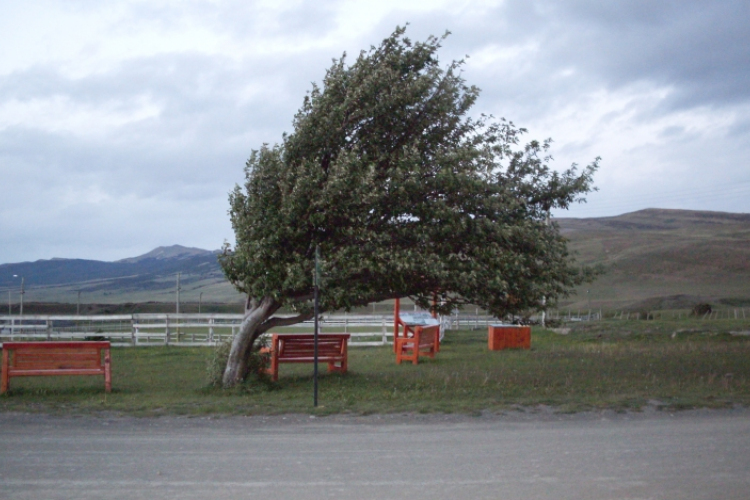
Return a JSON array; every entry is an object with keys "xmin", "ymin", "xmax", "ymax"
[{"xmin": 1, "ymin": 407, "xmax": 749, "ymax": 499}]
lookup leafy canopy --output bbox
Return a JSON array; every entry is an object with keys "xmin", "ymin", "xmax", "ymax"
[{"xmin": 221, "ymin": 27, "xmax": 597, "ymax": 317}]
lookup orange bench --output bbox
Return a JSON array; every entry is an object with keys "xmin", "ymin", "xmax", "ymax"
[
  {"xmin": 265, "ymin": 334, "xmax": 350, "ymax": 382},
  {"xmin": 395, "ymin": 325, "xmax": 439, "ymax": 365},
  {"xmin": 1, "ymin": 341, "xmax": 112, "ymax": 394},
  {"xmin": 393, "ymin": 298, "xmax": 441, "ymax": 354}
]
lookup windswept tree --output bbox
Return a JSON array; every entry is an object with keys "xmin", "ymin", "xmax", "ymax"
[{"xmin": 219, "ymin": 27, "xmax": 598, "ymax": 387}]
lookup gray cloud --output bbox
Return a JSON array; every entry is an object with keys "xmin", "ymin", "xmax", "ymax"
[{"xmin": 1, "ymin": 0, "xmax": 748, "ymax": 263}]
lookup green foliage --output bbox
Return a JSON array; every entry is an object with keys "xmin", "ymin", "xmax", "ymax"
[{"xmin": 220, "ymin": 26, "xmax": 598, "ymax": 320}]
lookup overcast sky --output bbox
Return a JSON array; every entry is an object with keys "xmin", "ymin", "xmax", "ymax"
[{"xmin": 1, "ymin": 0, "xmax": 748, "ymax": 263}]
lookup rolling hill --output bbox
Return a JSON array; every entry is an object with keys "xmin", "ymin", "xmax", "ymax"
[
  {"xmin": 557, "ymin": 209, "xmax": 750, "ymax": 310},
  {"xmin": 1, "ymin": 209, "xmax": 748, "ymax": 311}
]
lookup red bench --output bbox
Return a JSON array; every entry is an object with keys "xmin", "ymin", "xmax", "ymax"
[
  {"xmin": 265, "ymin": 334, "xmax": 350, "ymax": 382},
  {"xmin": 395, "ymin": 325, "xmax": 439, "ymax": 365},
  {"xmin": 1, "ymin": 341, "xmax": 112, "ymax": 394}
]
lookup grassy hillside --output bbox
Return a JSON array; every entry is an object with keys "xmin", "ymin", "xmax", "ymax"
[
  {"xmin": 3, "ymin": 210, "xmax": 748, "ymax": 312},
  {"xmin": 557, "ymin": 209, "xmax": 750, "ymax": 311}
]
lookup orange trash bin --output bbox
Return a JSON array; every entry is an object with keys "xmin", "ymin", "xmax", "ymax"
[{"xmin": 488, "ymin": 324, "xmax": 531, "ymax": 350}]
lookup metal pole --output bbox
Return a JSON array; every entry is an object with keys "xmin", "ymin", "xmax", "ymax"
[
  {"xmin": 313, "ymin": 246, "xmax": 320, "ymax": 408},
  {"xmin": 541, "ymin": 209, "xmax": 550, "ymax": 328},
  {"xmin": 7, "ymin": 290, "xmax": 10, "ymax": 315},
  {"xmin": 19, "ymin": 277, "xmax": 24, "ymax": 317},
  {"xmin": 199, "ymin": 292, "xmax": 203, "ymax": 314},
  {"xmin": 77, "ymin": 290, "xmax": 81, "ymax": 316},
  {"xmin": 176, "ymin": 272, "xmax": 181, "ymax": 340}
]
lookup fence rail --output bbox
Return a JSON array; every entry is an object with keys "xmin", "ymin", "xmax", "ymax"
[
  {"xmin": 0, "ymin": 314, "xmax": 398, "ymax": 347},
  {"xmin": 0, "ymin": 312, "xmax": 502, "ymax": 347}
]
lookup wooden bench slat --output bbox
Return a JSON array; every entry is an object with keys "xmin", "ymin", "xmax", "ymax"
[
  {"xmin": 14, "ymin": 352, "xmax": 102, "ymax": 361},
  {"xmin": 14, "ymin": 361, "xmax": 103, "ymax": 371},
  {"xmin": 9, "ymin": 369, "xmax": 105, "ymax": 376}
]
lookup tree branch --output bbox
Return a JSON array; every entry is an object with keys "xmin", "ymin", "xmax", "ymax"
[{"xmin": 258, "ymin": 312, "xmax": 315, "ymax": 334}]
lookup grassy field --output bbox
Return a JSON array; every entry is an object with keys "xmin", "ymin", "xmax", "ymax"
[{"xmin": 2, "ymin": 319, "xmax": 749, "ymax": 416}]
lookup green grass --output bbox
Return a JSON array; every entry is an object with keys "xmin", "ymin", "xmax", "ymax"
[{"xmin": 2, "ymin": 319, "xmax": 750, "ymax": 416}]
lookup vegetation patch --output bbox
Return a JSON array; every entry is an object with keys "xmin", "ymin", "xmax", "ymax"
[{"xmin": 2, "ymin": 318, "xmax": 749, "ymax": 416}]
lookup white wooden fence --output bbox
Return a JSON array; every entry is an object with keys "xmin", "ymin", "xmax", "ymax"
[
  {"xmin": 0, "ymin": 314, "xmax": 396, "ymax": 347},
  {"xmin": 0, "ymin": 311, "xmax": 499, "ymax": 348}
]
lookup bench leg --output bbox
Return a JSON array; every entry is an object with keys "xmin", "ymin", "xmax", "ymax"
[
  {"xmin": 395, "ymin": 339, "xmax": 419, "ymax": 365},
  {"xmin": 327, "ymin": 359, "xmax": 348, "ymax": 374},
  {"xmin": 270, "ymin": 353, "xmax": 279, "ymax": 382},
  {"xmin": 1, "ymin": 349, "xmax": 9, "ymax": 394},
  {"xmin": 104, "ymin": 348, "xmax": 112, "ymax": 393}
]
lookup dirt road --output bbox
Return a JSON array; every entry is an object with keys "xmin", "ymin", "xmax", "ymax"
[{"xmin": 1, "ymin": 408, "xmax": 748, "ymax": 499}]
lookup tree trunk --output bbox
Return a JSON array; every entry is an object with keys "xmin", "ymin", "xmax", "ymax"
[
  {"xmin": 221, "ymin": 295, "xmax": 315, "ymax": 388},
  {"xmin": 222, "ymin": 296, "xmax": 278, "ymax": 387}
]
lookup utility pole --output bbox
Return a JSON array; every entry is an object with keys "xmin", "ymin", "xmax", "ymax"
[
  {"xmin": 7, "ymin": 290, "xmax": 11, "ymax": 315},
  {"xmin": 199, "ymin": 292, "xmax": 203, "ymax": 314},
  {"xmin": 176, "ymin": 272, "xmax": 181, "ymax": 315},
  {"xmin": 76, "ymin": 290, "xmax": 81, "ymax": 316},
  {"xmin": 19, "ymin": 277, "xmax": 24, "ymax": 317}
]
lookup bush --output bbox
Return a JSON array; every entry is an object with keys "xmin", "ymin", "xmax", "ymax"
[
  {"xmin": 206, "ymin": 338, "xmax": 271, "ymax": 387},
  {"xmin": 692, "ymin": 303, "xmax": 713, "ymax": 317}
]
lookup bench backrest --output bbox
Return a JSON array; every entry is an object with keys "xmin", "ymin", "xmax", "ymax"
[
  {"xmin": 415, "ymin": 326, "xmax": 439, "ymax": 347},
  {"xmin": 3, "ymin": 341, "xmax": 110, "ymax": 371},
  {"xmin": 273, "ymin": 334, "xmax": 349, "ymax": 359}
]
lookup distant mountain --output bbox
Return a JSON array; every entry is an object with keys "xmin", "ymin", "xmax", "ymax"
[
  {"xmin": 0, "ymin": 245, "xmax": 240, "ymax": 304},
  {"xmin": 0, "ymin": 245, "xmax": 218, "ymax": 288},
  {"xmin": 117, "ymin": 245, "xmax": 215, "ymax": 263}
]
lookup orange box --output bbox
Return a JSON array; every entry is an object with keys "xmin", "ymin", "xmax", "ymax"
[{"xmin": 488, "ymin": 325, "xmax": 531, "ymax": 350}]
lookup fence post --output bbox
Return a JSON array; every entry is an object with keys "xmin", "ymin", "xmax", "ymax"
[
  {"xmin": 131, "ymin": 315, "xmax": 136, "ymax": 346},
  {"xmin": 209, "ymin": 317, "xmax": 214, "ymax": 343},
  {"xmin": 165, "ymin": 315, "xmax": 170, "ymax": 346},
  {"xmin": 381, "ymin": 318, "xmax": 387, "ymax": 346},
  {"xmin": 46, "ymin": 319, "xmax": 52, "ymax": 341}
]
